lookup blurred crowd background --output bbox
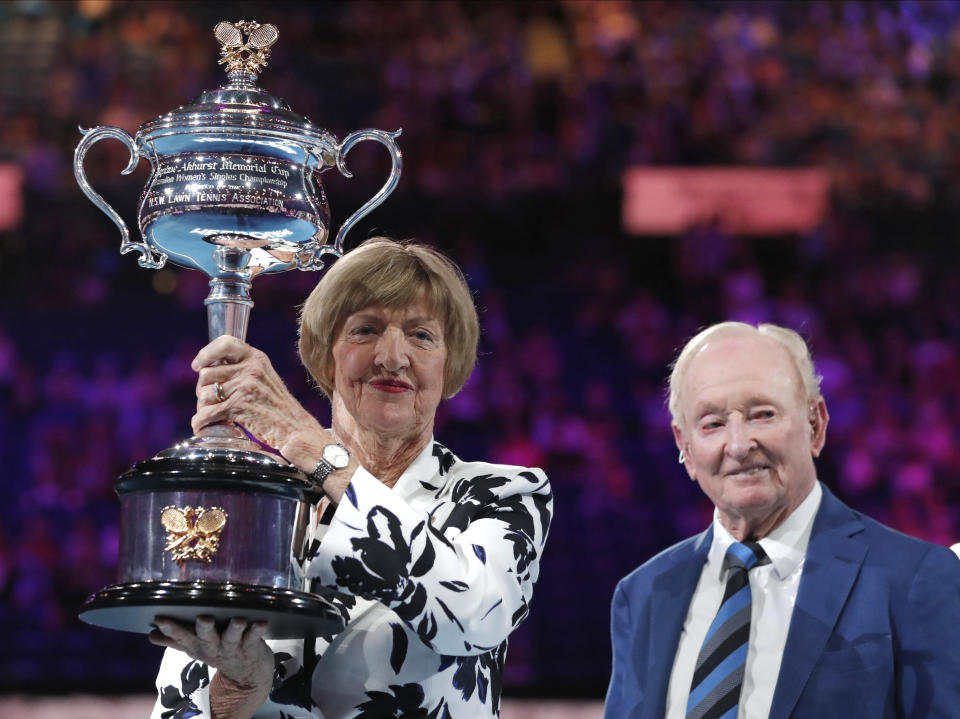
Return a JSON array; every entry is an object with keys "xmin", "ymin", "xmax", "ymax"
[{"xmin": 4, "ymin": 0, "xmax": 960, "ymax": 701}]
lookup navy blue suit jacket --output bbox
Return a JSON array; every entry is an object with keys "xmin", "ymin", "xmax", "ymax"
[{"xmin": 605, "ymin": 484, "xmax": 960, "ymax": 718}]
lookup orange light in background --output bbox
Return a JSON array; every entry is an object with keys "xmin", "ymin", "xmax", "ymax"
[
  {"xmin": 621, "ymin": 167, "xmax": 831, "ymax": 236},
  {"xmin": 152, "ymin": 268, "xmax": 177, "ymax": 294},
  {"xmin": 77, "ymin": 0, "xmax": 113, "ymax": 20},
  {"xmin": 0, "ymin": 164, "xmax": 23, "ymax": 232}
]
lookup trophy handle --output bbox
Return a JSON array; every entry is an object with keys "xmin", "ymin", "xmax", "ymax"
[
  {"xmin": 74, "ymin": 126, "xmax": 167, "ymax": 270},
  {"xmin": 334, "ymin": 128, "xmax": 403, "ymax": 251}
]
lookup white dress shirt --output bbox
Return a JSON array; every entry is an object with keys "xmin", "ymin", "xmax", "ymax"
[{"xmin": 665, "ymin": 481, "xmax": 822, "ymax": 719}]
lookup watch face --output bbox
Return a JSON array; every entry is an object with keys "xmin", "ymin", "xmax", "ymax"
[{"xmin": 323, "ymin": 443, "xmax": 350, "ymax": 469}]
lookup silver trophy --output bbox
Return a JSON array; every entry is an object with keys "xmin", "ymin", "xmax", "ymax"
[{"xmin": 73, "ymin": 20, "xmax": 402, "ymax": 638}]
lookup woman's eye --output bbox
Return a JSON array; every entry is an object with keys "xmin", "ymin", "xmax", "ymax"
[
  {"xmin": 413, "ymin": 330, "xmax": 434, "ymax": 342},
  {"xmin": 350, "ymin": 325, "xmax": 375, "ymax": 336}
]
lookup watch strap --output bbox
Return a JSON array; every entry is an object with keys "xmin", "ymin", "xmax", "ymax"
[
  {"xmin": 308, "ymin": 442, "xmax": 349, "ymax": 491},
  {"xmin": 308, "ymin": 457, "xmax": 335, "ymax": 490}
]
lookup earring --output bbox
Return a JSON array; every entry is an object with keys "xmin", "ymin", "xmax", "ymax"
[{"xmin": 678, "ymin": 449, "xmax": 686, "ymax": 464}]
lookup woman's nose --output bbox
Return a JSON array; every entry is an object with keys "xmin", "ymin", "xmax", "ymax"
[{"xmin": 374, "ymin": 328, "xmax": 409, "ymax": 372}]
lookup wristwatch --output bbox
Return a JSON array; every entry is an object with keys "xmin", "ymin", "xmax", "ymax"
[{"xmin": 308, "ymin": 442, "xmax": 351, "ymax": 491}]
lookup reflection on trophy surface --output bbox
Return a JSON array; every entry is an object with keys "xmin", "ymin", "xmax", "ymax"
[{"xmin": 72, "ymin": 20, "xmax": 402, "ymax": 638}]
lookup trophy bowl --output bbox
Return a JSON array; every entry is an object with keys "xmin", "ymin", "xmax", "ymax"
[{"xmin": 73, "ymin": 20, "xmax": 401, "ymax": 638}]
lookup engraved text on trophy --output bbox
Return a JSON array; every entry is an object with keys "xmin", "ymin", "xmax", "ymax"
[{"xmin": 141, "ymin": 153, "xmax": 324, "ymax": 226}]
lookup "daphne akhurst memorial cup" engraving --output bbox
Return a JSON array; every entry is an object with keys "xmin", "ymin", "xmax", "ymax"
[{"xmin": 71, "ymin": 20, "xmax": 401, "ymax": 639}]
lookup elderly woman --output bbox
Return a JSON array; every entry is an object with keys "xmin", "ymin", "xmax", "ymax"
[{"xmin": 150, "ymin": 238, "xmax": 552, "ymax": 719}]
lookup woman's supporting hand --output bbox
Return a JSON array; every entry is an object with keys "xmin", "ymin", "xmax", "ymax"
[{"xmin": 150, "ymin": 616, "xmax": 273, "ymax": 719}]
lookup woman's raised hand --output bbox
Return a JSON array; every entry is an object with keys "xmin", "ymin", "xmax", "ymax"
[{"xmin": 191, "ymin": 336, "xmax": 330, "ymax": 467}]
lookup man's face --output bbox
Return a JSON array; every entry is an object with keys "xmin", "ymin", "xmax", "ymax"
[{"xmin": 673, "ymin": 333, "xmax": 828, "ymax": 535}]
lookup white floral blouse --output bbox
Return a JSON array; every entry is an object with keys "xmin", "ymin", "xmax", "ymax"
[{"xmin": 151, "ymin": 441, "xmax": 553, "ymax": 718}]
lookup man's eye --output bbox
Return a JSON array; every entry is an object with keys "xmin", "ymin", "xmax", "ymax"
[
  {"xmin": 751, "ymin": 410, "xmax": 775, "ymax": 420},
  {"xmin": 701, "ymin": 420, "xmax": 723, "ymax": 431}
]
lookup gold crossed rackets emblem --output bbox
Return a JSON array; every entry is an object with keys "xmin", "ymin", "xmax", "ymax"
[
  {"xmin": 160, "ymin": 505, "xmax": 228, "ymax": 564},
  {"xmin": 214, "ymin": 20, "xmax": 279, "ymax": 76}
]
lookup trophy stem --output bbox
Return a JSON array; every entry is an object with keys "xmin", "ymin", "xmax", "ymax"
[
  {"xmin": 205, "ymin": 245, "xmax": 254, "ymax": 341},
  {"xmin": 199, "ymin": 244, "xmax": 261, "ymax": 443},
  {"xmin": 201, "ymin": 275, "xmax": 253, "ymax": 441},
  {"xmin": 205, "ymin": 277, "xmax": 253, "ymax": 341}
]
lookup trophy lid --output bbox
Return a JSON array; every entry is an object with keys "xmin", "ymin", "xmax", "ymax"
[{"xmin": 136, "ymin": 20, "xmax": 337, "ymax": 164}]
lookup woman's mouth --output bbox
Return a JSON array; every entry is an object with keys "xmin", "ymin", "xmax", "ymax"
[{"xmin": 370, "ymin": 378, "xmax": 413, "ymax": 394}]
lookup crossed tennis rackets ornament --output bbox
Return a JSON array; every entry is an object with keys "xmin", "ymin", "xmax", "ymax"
[
  {"xmin": 214, "ymin": 20, "xmax": 279, "ymax": 75},
  {"xmin": 160, "ymin": 505, "xmax": 229, "ymax": 565}
]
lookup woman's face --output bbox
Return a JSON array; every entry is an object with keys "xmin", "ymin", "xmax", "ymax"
[{"xmin": 330, "ymin": 299, "xmax": 447, "ymax": 442}]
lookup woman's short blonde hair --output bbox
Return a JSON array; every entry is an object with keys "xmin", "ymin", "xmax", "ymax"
[
  {"xmin": 298, "ymin": 238, "xmax": 479, "ymax": 399},
  {"xmin": 667, "ymin": 321, "xmax": 823, "ymax": 425}
]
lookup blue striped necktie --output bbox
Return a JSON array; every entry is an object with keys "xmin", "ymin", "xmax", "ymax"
[{"xmin": 685, "ymin": 540, "xmax": 768, "ymax": 719}]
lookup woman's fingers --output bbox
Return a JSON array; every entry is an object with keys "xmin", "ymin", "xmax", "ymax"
[
  {"xmin": 193, "ymin": 345, "xmax": 275, "ymax": 410},
  {"xmin": 150, "ymin": 615, "xmax": 271, "ymax": 687},
  {"xmin": 150, "ymin": 617, "xmax": 201, "ymax": 654},
  {"xmin": 148, "ymin": 627, "xmax": 182, "ymax": 650},
  {"xmin": 154, "ymin": 617, "xmax": 196, "ymax": 642},
  {"xmin": 194, "ymin": 379, "xmax": 226, "ymax": 407},
  {"xmin": 242, "ymin": 621, "xmax": 269, "ymax": 649},
  {"xmin": 188, "ymin": 337, "xmax": 323, "ymax": 455},
  {"xmin": 192, "ymin": 393, "xmax": 231, "ymax": 426},
  {"xmin": 221, "ymin": 617, "xmax": 248, "ymax": 647},
  {"xmin": 195, "ymin": 365, "xmax": 239, "ymax": 394},
  {"xmin": 192, "ymin": 335, "xmax": 249, "ymax": 372},
  {"xmin": 195, "ymin": 615, "xmax": 219, "ymax": 643}
]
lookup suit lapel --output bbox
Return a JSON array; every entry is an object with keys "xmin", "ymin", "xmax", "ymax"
[
  {"xmin": 769, "ymin": 486, "xmax": 866, "ymax": 719},
  {"xmin": 645, "ymin": 527, "xmax": 712, "ymax": 719}
]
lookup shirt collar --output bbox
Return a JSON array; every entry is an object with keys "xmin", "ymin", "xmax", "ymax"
[
  {"xmin": 389, "ymin": 438, "xmax": 444, "ymax": 500},
  {"xmin": 708, "ymin": 480, "xmax": 822, "ymax": 581}
]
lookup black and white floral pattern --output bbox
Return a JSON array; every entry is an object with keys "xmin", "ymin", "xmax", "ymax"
[{"xmin": 152, "ymin": 441, "xmax": 552, "ymax": 718}]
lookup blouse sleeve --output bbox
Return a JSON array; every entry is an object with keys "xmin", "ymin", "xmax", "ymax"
[
  {"xmin": 152, "ymin": 647, "xmax": 214, "ymax": 719},
  {"xmin": 309, "ymin": 461, "xmax": 553, "ymax": 657}
]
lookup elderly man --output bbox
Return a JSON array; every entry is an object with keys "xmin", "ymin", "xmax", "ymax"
[{"xmin": 606, "ymin": 322, "xmax": 960, "ymax": 719}]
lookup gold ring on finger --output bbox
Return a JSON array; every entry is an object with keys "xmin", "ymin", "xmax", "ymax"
[{"xmin": 214, "ymin": 381, "xmax": 226, "ymax": 403}]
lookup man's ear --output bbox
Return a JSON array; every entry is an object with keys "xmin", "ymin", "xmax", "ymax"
[
  {"xmin": 809, "ymin": 398, "xmax": 829, "ymax": 458},
  {"xmin": 672, "ymin": 423, "xmax": 696, "ymax": 481}
]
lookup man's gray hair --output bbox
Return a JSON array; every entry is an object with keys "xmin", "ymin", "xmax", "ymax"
[{"xmin": 667, "ymin": 322, "xmax": 823, "ymax": 425}]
